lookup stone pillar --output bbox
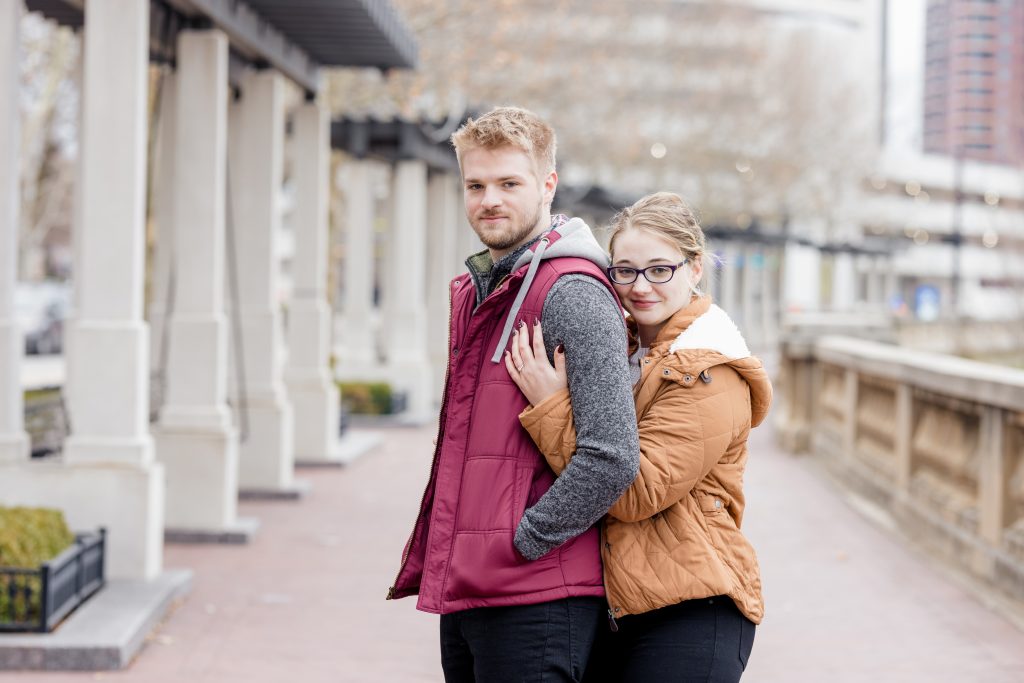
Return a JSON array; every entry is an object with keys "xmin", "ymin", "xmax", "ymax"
[
  {"xmin": 760, "ymin": 248, "xmax": 777, "ymax": 347},
  {"xmin": 741, "ymin": 247, "xmax": 758, "ymax": 343},
  {"xmin": 334, "ymin": 160, "xmax": 381, "ymax": 375},
  {"xmin": 0, "ymin": 1, "xmax": 28, "ymax": 462},
  {"xmin": 148, "ymin": 70, "xmax": 176, "ymax": 390},
  {"xmin": 229, "ymin": 69, "xmax": 297, "ymax": 496},
  {"xmin": 284, "ymin": 102, "xmax": 343, "ymax": 465},
  {"xmin": 153, "ymin": 30, "xmax": 253, "ymax": 541},
  {"xmin": 41, "ymin": 0, "xmax": 161, "ymax": 580},
  {"xmin": 842, "ymin": 368, "xmax": 859, "ymax": 463},
  {"xmin": 782, "ymin": 241, "xmax": 822, "ymax": 313},
  {"xmin": 425, "ymin": 171, "xmax": 461, "ymax": 403},
  {"xmin": 977, "ymin": 406, "xmax": 1007, "ymax": 550},
  {"xmin": 383, "ymin": 160, "xmax": 433, "ymax": 421},
  {"xmin": 832, "ymin": 252, "xmax": 857, "ymax": 312},
  {"xmin": 720, "ymin": 245, "xmax": 741, "ymax": 322}
]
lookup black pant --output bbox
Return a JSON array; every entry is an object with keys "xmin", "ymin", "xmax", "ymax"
[
  {"xmin": 440, "ymin": 597, "xmax": 605, "ymax": 682},
  {"xmin": 583, "ymin": 596, "xmax": 755, "ymax": 683}
]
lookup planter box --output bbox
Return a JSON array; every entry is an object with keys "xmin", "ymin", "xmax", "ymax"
[{"xmin": 0, "ymin": 529, "xmax": 105, "ymax": 633}]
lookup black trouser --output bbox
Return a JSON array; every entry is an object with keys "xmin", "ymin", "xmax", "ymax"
[
  {"xmin": 583, "ymin": 596, "xmax": 755, "ymax": 683},
  {"xmin": 440, "ymin": 597, "xmax": 605, "ymax": 682}
]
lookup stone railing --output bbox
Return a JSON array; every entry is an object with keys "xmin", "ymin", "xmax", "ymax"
[{"xmin": 776, "ymin": 335, "xmax": 1024, "ymax": 598}]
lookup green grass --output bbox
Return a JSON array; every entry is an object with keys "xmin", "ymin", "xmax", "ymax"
[{"xmin": 0, "ymin": 507, "xmax": 75, "ymax": 626}]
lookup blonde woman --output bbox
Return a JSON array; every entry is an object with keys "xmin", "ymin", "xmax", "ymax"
[{"xmin": 505, "ymin": 192, "xmax": 772, "ymax": 682}]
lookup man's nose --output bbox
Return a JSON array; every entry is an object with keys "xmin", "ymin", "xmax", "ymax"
[{"xmin": 481, "ymin": 186, "xmax": 502, "ymax": 208}]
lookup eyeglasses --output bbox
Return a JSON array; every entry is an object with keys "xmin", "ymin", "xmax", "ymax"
[{"xmin": 606, "ymin": 261, "xmax": 689, "ymax": 285}]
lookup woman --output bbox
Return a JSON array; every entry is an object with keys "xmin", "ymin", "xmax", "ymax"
[{"xmin": 504, "ymin": 192, "xmax": 772, "ymax": 682}]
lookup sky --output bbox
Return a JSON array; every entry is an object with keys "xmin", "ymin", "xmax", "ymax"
[{"xmin": 885, "ymin": 0, "xmax": 926, "ymax": 154}]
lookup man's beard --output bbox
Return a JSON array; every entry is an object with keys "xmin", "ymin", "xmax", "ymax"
[{"xmin": 472, "ymin": 202, "xmax": 543, "ymax": 252}]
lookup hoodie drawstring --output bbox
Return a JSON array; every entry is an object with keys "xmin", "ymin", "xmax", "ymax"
[{"xmin": 490, "ymin": 236, "xmax": 550, "ymax": 363}]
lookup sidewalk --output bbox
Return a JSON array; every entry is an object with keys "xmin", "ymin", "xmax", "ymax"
[{"xmin": 13, "ymin": 421, "xmax": 1024, "ymax": 682}]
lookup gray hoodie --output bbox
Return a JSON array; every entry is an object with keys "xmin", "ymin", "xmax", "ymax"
[{"xmin": 466, "ymin": 217, "xmax": 641, "ymax": 560}]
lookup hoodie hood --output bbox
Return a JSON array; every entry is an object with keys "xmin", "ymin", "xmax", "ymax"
[
  {"xmin": 665, "ymin": 302, "xmax": 772, "ymax": 428},
  {"xmin": 489, "ymin": 217, "xmax": 609, "ymax": 363}
]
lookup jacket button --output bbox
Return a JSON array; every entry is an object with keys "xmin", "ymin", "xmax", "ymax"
[
  {"xmin": 663, "ymin": 369, "xmax": 670, "ymax": 376},
  {"xmin": 644, "ymin": 359, "xmax": 650, "ymax": 364},
  {"xmin": 684, "ymin": 374, "xmax": 693, "ymax": 382},
  {"xmin": 454, "ymin": 280, "xmax": 460, "ymax": 286},
  {"xmin": 714, "ymin": 499, "xmax": 722, "ymax": 509},
  {"xmin": 452, "ymin": 347, "xmax": 459, "ymax": 356}
]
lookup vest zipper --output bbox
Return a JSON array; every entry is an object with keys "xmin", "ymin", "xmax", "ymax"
[
  {"xmin": 387, "ymin": 280, "xmax": 458, "ymax": 600},
  {"xmin": 607, "ymin": 608, "xmax": 619, "ymax": 632}
]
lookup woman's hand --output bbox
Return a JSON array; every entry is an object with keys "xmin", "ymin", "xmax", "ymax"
[{"xmin": 505, "ymin": 320, "xmax": 567, "ymax": 406}]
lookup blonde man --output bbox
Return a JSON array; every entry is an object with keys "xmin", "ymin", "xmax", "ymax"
[{"xmin": 389, "ymin": 107, "xmax": 640, "ymax": 682}]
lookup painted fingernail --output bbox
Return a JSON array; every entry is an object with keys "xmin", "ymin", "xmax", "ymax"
[
  {"xmin": 533, "ymin": 319, "xmax": 540, "ymax": 326},
  {"xmin": 519, "ymin": 320, "xmax": 526, "ymax": 328},
  {"xmin": 556, "ymin": 344, "xmax": 564, "ymax": 352}
]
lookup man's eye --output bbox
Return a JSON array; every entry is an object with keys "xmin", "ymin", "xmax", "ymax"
[
  {"xmin": 503, "ymin": 182, "xmax": 518, "ymax": 188},
  {"xmin": 467, "ymin": 184, "xmax": 482, "ymax": 191}
]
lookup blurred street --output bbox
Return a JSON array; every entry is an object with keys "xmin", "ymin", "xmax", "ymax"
[{"xmin": 9, "ymin": 417, "xmax": 1024, "ymax": 683}]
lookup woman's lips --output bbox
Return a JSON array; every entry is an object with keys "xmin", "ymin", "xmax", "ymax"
[{"xmin": 630, "ymin": 299, "xmax": 659, "ymax": 310}]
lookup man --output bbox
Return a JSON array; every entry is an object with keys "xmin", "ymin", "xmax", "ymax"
[{"xmin": 388, "ymin": 107, "xmax": 640, "ymax": 682}]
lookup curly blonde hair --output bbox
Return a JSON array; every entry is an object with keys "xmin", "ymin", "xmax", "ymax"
[
  {"xmin": 451, "ymin": 106, "xmax": 557, "ymax": 177},
  {"xmin": 609, "ymin": 192, "xmax": 708, "ymax": 294}
]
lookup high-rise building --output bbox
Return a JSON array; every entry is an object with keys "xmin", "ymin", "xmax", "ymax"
[{"xmin": 923, "ymin": 0, "xmax": 1024, "ymax": 165}]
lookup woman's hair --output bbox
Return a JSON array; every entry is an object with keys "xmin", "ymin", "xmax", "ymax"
[{"xmin": 608, "ymin": 192, "xmax": 709, "ymax": 295}]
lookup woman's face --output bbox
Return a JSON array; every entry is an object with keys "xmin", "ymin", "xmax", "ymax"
[{"xmin": 610, "ymin": 228, "xmax": 702, "ymax": 340}]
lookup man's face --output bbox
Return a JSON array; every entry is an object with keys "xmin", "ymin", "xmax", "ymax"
[{"xmin": 461, "ymin": 145, "xmax": 557, "ymax": 257}]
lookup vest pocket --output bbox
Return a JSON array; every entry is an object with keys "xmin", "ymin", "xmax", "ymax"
[{"xmin": 455, "ymin": 457, "xmax": 518, "ymax": 531}]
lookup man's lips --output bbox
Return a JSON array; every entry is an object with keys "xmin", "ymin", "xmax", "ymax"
[{"xmin": 480, "ymin": 214, "xmax": 507, "ymax": 222}]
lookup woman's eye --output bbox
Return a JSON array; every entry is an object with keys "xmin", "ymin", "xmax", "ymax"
[{"xmin": 649, "ymin": 267, "xmax": 671, "ymax": 277}]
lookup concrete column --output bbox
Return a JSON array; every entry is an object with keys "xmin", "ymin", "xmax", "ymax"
[
  {"xmin": 24, "ymin": 0, "xmax": 162, "ymax": 580},
  {"xmin": 334, "ymin": 160, "xmax": 381, "ymax": 375},
  {"xmin": 0, "ymin": 1, "xmax": 29, "ymax": 462},
  {"xmin": 832, "ymin": 252, "xmax": 857, "ymax": 312},
  {"xmin": 426, "ymin": 171, "xmax": 461, "ymax": 404},
  {"xmin": 760, "ymin": 248, "xmax": 777, "ymax": 347},
  {"xmin": 153, "ymin": 30, "xmax": 253, "ymax": 541},
  {"xmin": 720, "ymin": 245, "xmax": 741, "ymax": 322},
  {"xmin": 284, "ymin": 102, "xmax": 343, "ymax": 465},
  {"xmin": 229, "ymin": 69, "xmax": 296, "ymax": 495},
  {"xmin": 741, "ymin": 247, "xmax": 758, "ymax": 343},
  {"xmin": 782, "ymin": 241, "xmax": 822, "ymax": 313},
  {"xmin": 148, "ymin": 70, "xmax": 176, "ymax": 392},
  {"xmin": 384, "ymin": 160, "xmax": 433, "ymax": 421}
]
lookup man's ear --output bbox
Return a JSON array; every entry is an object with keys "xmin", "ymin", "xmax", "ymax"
[{"xmin": 542, "ymin": 170, "xmax": 558, "ymax": 205}]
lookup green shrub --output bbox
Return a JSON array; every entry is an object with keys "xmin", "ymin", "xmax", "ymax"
[
  {"xmin": 338, "ymin": 382, "xmax": 394, "ymax": 415},
  {"xmin": 0, "ymin": 507, "xmax": 75, "ymax": 626}
]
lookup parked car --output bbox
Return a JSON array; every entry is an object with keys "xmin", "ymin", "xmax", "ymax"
[{"xmin": 14, "ymin": 281, "xmax": 70, "ymax": 355}]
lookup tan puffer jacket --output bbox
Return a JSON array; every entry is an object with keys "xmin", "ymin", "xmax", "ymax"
[{"xmin": 519, "ymin": 295, "xmax": 772, "ymax": 623}]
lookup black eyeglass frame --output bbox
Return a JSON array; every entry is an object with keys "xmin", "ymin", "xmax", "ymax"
[{"xmin": 606, "ymin": 260, "xmax": 689, "ymax": 285}]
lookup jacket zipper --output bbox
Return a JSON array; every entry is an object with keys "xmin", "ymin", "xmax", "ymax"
[{"xmin": 387, "ymin": 280, "xmax": 459, "ymax": 600}]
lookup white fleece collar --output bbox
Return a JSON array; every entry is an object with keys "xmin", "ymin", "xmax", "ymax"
[{"xmin": 668, "ymin": 304, "xmax": 751, "ymax": 360}]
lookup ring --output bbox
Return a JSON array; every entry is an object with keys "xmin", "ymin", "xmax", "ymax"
[{"xmin": 515, "ymin": 363, "xmax": 524, "ymax": 372}]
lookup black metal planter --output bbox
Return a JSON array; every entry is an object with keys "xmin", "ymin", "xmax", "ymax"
[{"xmin": 0, "ymin": 529, "xmax": 106, "ymax": 633}]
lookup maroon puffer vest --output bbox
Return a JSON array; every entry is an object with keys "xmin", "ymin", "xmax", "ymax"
[{"xmin": 389, "ymin": 241, "xmax": 617, "ymax": 614}]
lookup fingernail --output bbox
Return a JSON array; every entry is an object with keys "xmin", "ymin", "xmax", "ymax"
[
  {"xmin": 556, "ymin": 344, "xmax": 564, "ymax": 352},
  {"xmin": 519, "ymin": 320, "xmax": 526, "ymax": 329},
  {"xmin": 533, "ymin": 318, "xmax": 540, "ymax": 326}
]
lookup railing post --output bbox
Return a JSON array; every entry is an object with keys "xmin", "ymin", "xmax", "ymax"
[
  {"xmin": 977, "ymin": 406, "xmax": 1007, "ymax": 575},
  {"xmin": 895, "ymin": 384, "xmax": 914, "ymax": 492},
  {"xmin": 843, "ymin": 368, "xmax": 859, "ymax": 462}
]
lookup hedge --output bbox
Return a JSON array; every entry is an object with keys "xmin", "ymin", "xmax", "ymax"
[
  {"xmin": 0, "ymin": 507, "xmax": 75, "ymax": 625},
  {"xmin": 337, "ymin": 381, "xmax": 394, "ymax": 415}
]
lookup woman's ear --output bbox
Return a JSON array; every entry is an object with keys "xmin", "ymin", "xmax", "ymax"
[{"xmin": 689, "ymin": 255, "xmax": 704, "ymax": 288}]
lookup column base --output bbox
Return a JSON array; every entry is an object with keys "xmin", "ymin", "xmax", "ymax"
[
  {"xmin": 0, "ymin": 432, "xmax": 29, "ymax": 463},
  {"xmin": 237, "ymin": 394, "xmax": 295, "ymax": 492},
  {"xmin": 164, "ymin": 516, "xmax": 260, "ymax": 545},
  {"xmin": 285, "ymin": 370, "xmax": 342, "ymax": 465},
  {"xmin": 154, "ymin": 423, "xmax": 240, "ymax": 532},
  {"xmin": 239, "ymin": 478, "xmax": 311, "ymax": 501},
  {"xmin": 0, "ymin": 460, "xmax": 164, "ymax": 580}
]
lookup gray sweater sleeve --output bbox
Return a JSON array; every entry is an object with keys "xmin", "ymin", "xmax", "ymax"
[{"xmin": 513, "ymin": 274, "xmax": 640, "ymax": 560}]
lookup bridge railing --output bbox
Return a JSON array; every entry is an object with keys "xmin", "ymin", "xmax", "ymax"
[{"xmin": 776, "ymin": 335, "xmax": 1024, "ymax": 599}]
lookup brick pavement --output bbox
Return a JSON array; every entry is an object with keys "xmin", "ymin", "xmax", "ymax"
[{"xmin": 12, "ymin": 420, "xmax": 1024, "ymax": 682}]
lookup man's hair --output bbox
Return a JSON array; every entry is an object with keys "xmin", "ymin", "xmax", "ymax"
[{"xmin": 451, "ymin": 106, "xmax": 557, "ymax": 177}]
